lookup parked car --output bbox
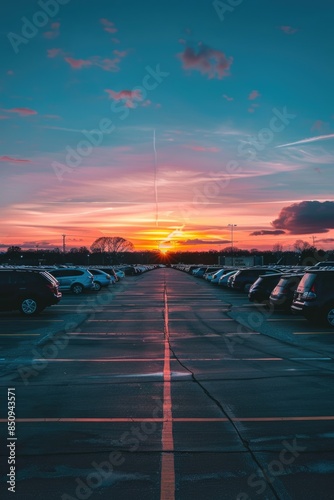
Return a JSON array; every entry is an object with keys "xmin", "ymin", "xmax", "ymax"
[
  {"xmin": 248, "ymin": 273, "xmax": 283, "ymax": 303},
  {"xmin": 269, "ymin": 273, "xmax": 304, "ymax": 311},
  {"xmin": 49, "ymin": 268, "xmax": 94, "ymax": 294},
  {"xmin": 97, "ymin": 268, "xmax": 118, "ymax": 282},
  {"xmin": 88, "ymin": 269, "xmax": 112, "ymax": 290},
  {"xmin": 218, "ymin": 270, "xmax": 238, "ymax": 287},
  {"xmin": 0, "ymin": 269, "xmax": 62, "ymax": 315},
  {"xmin": 193, "ymin": 267, "xmax": 220, "ymax": 278},
  {"xmin": 114, "ymin": 269, "xmax": 125, "ymax": 280},
  {"xmin": 291, "ymin": 269, "xmax": 334, "ymax": 326},
  {"xmin": 210, "ymin": 269, "xmax": 229, "ymax": 284},
  {"xmin": 229, "ymin": 268, "xmax": 281, "ymax": 292},
  {"xmin": 313, "ymin": 261, "xmax": 334, "ymax": 267},
  {"xmin": 118, "ymin": 266, "xmax": 137, "ymax": 276}
]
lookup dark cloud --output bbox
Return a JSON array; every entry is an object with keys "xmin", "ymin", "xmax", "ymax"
[
  {"xmin": 316, "ymin": 238, "xmax": 334, "ymax": 243},
  {"xmin": 250, "ymin": 230, "xmax": 286, "ymax": 236},
  {"xmin": 178, "ymin": 44, "xmax": 233, "ymax": 79},
  {"xmin": 272, "ymin": 201, "xmax": 334, "ymax": 234}
]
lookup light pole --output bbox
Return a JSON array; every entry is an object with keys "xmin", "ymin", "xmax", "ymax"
[{"xmin": 228, "ymin": 224, "xmax": 237, "ymax": 266}]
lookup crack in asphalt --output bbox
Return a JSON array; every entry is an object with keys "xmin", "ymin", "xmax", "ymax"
[{"xmin": 163, "ymin": 276, "xmax": 282, "ymax": 500}]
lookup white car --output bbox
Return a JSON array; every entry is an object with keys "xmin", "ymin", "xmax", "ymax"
[{"xmin": 88, "ymin": 269, "xmax": 113, "ymax": 290}]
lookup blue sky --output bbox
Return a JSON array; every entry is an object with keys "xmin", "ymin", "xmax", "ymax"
[{"xmin": 1, "ymin": 0, "xmax": 334, "ymax": 251}]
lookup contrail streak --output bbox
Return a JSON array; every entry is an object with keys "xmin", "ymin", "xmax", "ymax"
[
  {"xmin": 153, "ymin": 129, "xmax": 159, "ymax": 227},
  {"xmin": 275, "ymin": 133, "xmax": 334, "ymax": 148}
]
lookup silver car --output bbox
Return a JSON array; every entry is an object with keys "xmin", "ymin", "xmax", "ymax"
[{"xmin": 49, "ymin": 268, "xmax": 94, "ymax": 294}]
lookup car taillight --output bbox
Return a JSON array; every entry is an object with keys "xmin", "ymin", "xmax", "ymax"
[{"xmin": 301, "ymin": 285, "xmax": 317, "ymax": 301}]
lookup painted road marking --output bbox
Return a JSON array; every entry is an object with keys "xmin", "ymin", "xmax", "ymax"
[
  {"xmin": 0, "ymin": 334, "xmax": 40, "ymax": 336},
  {"xmin": 2, "ymin": 416, "xmax": 334, "ymax": 423},
  {"xmin": 294, "ymin": 331, "xmax": 334, "ymax": 335},
  {"xmin": 32, "ymin": 357, "xmax": 287, "ymax": 362},
  {"xmin": 160, "ymin": 284, "xmax": 175, "ymax": 500}
]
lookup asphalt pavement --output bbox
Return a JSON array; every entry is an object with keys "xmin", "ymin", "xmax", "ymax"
[{"xmin": 1, "ymin": 268, "xmax": 334, "ymax": 500}]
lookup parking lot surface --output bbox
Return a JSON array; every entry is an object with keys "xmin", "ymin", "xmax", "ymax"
[{"xmin": 1, "ymin": 268, "xmax": 334, "ymax": 499}]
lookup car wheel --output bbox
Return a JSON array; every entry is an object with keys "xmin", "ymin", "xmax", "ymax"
[
  {"xmin": 93, "ymin": 281, "xmax": 101, "ymax": 291},
  {"xmin": 325, "ymin": 305, "xmax": 334, "ymax": 327},
  {"xmin": 71, "ymin": 283, "xmax": 84, "ymax": 295},
  {"xmin": 19, "ymin": 298, "xmax": 40, "ymax": 316}
]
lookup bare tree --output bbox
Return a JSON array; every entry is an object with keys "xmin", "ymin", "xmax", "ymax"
[
  {"xmin": 293, "ymin": 239, "xmax": 311, "ymax": 252},
  {"xmin": 90, "ymin": 236, "xmax": 134, "ymax": 262}
]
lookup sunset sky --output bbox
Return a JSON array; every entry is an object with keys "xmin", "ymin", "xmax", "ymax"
[{"xmin": 1, "ymin": 0, "xmax": 334, "ymax": 252}]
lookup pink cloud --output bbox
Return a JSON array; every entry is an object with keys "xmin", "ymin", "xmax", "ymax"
[
  {"xmin": 311, "ymin": 120, "xmax": 329, "ymax": 132},
  {"xmin": 223, "ymin": 94, "xmax": 233, "ymax": 101},
  {"xmin": 113, "ymin": 49, "xmax": 128, "ymax": 58},
  {"xmin": 0, "ymin": 115, "xmax": 9, "ymax": 120},
  {"xmin": 7, "ymin": 70, "xmax": 14, "ymax": 75},
  {"xmin": 5, "ymin": 107, "xmax": 37, "ymax": 116},
  {"xmin": 279, "ymin": 26, "xmax": 298, "ymax": 35},
  {"xmin": 64, "ymin": 57, "xmax": 93, "ymax": 69},
  {"xmin": 63, "ymin": 55, "xmax": 122, "ymax": 72},
  {"xmin": 141, "ymin": 100, "xmax": 152, "ymax": 107},
  {"xmin": 105, "ymin": 89, "xmax": 142, "ymax": 107},
  {"xmin": 44, "ymin": 30, "xmax": 58, "ymax": 39},
  {"xmin": 47, "ymin": 48, "xmax": 62, "ymax": 58},
  {"xmin": 248, "ymin": 90, "xmax": 260, "ymax": 100},
  {"xmin": 178, "ymin": 43, "xmax": 233, "ymax": 79},
  {"xmin": 92, "ymin": 56, "xmax": 121, "ymax": 71},
  {"xmin": 184, "ymin": 145, "xmax": 220, "ymax": 153},
  {"xmin": 112, "ymin": 38, "xmax": 120, "ymax": 44},
  {"xmin": 0, "ymin": 155, "xmax": 31, "ymax": 163},
  {"xmin": 100, "ymin": 18, "xmax": 117, "ymax": 33},
  {"xmin": 43, "ymin": 22, "xmax": 60, "ymax": 39}
]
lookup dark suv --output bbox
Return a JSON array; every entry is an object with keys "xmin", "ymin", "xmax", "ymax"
[
  {"xmin": 291, "ymin": 269, "xmax": 334, "ymax": 326},
  {"xmin": 248, "ymin": 273, "xmax": 283, "ymax": 303},
  {"xmin": 0, "ymin": 269, "xmax": 62, "ymax": 315},
  {"xmin": 270, "ymin": 273, "xmax": 304, "ymax": 311}
]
